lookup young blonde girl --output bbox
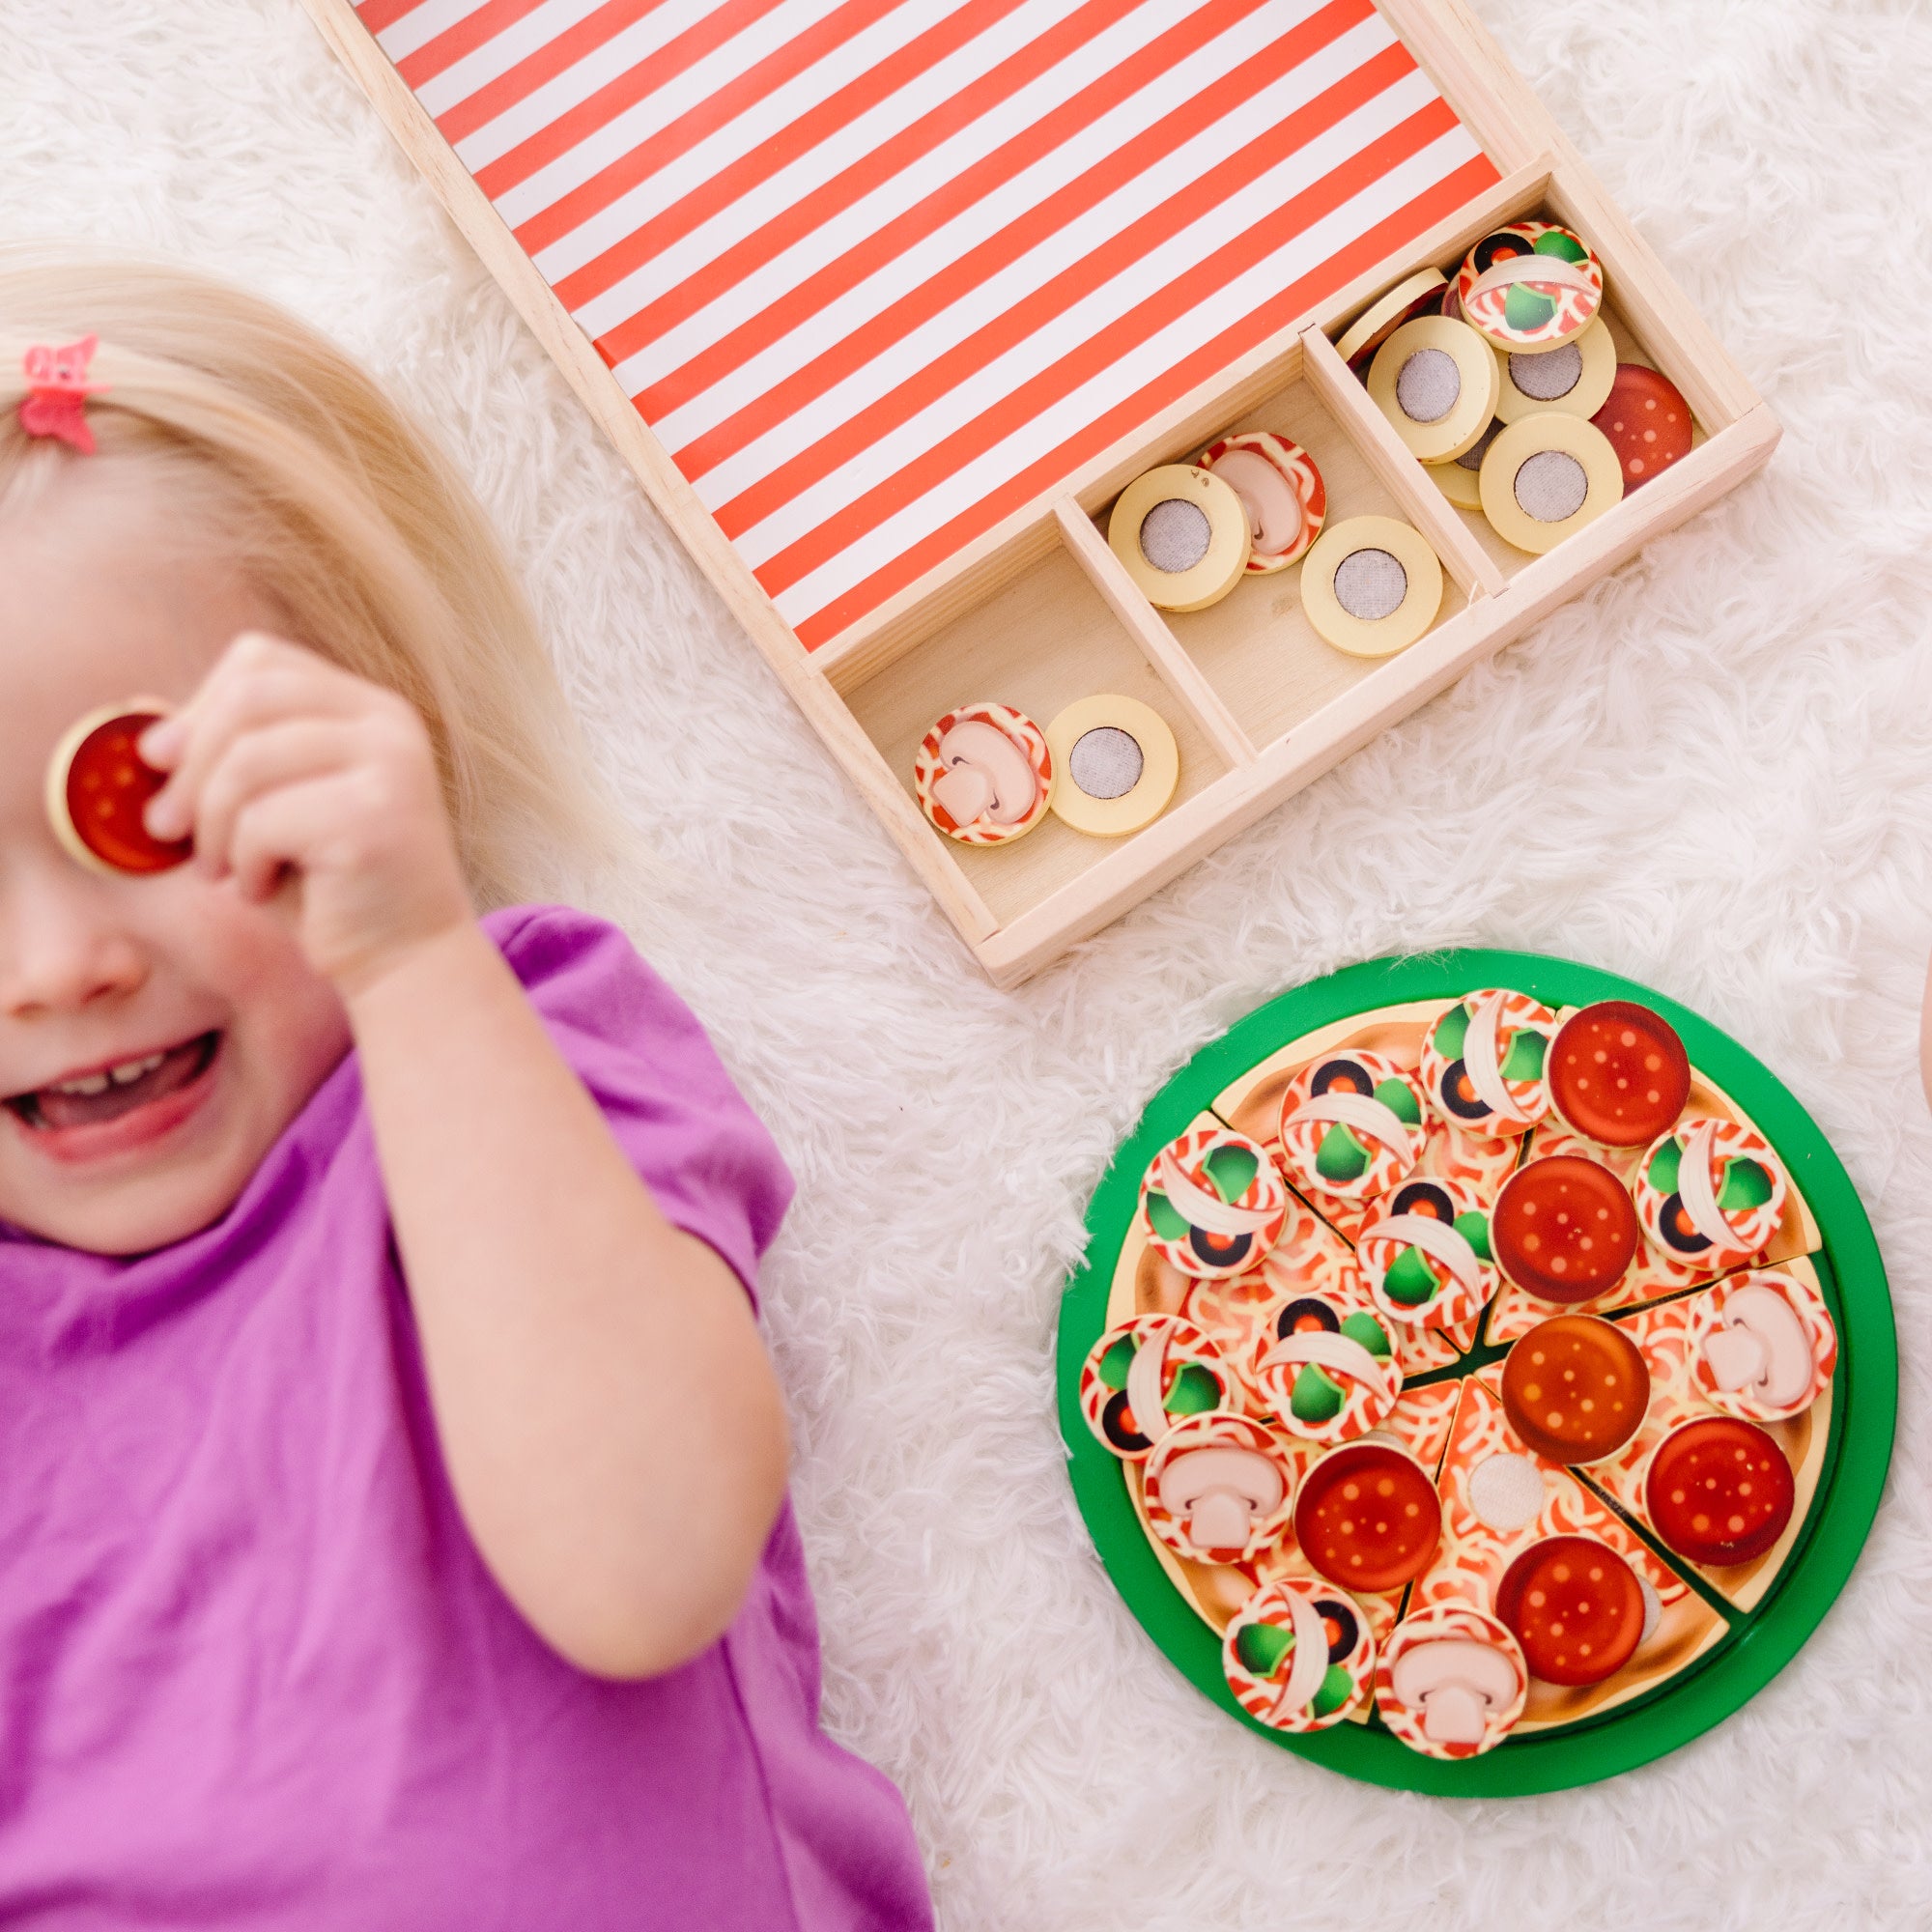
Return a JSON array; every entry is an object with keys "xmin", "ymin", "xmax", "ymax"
[{"xmin": 0, "ymin": 253, "xmax": 929, "ymax": 1928}]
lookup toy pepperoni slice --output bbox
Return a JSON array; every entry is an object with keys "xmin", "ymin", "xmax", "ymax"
[
  {"xmin": 1645, "ymin": 1416, "xmax": 1795, "ymax": 1567},
  {"xmin": 1590, "ymin": 363, "xmax": 1693, "ymax": 491},
  {"xmin": 45, "ymin": 702, "xmax": 193, "ymax": 877},
  {"xmin": 1492, "ymin": 1155, "xmax": 1639, "ymax": 1304},
  {"xmin": 1494, "ymin": 1535, "xmax": 1645, "ymax": 1687},
  {"xmin": 1500, "ymin": 1315, "xmax": 1649, "ymax": 1463},
  {"xmin": 1293, "ymin": 1440, "xmax": 1441, "ymax": 1592},
  {"xmin": 1547, "ymin": 1000, "xmax": 1691, "ymax": 1148}
]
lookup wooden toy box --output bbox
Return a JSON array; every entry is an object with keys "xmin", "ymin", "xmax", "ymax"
[{"xmin": 303, "ymin": 0, "xmax": 1777, "ymax": 984}]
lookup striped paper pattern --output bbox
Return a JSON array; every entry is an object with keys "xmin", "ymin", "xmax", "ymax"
[{"xmin": 357, "ymin": 0, "xmax": 1498, "ymax": 649}]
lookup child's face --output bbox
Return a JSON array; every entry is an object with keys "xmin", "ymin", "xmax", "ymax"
[{"xmin": 0, "ymin": 463, "xmax": 352, "ymax": 1254}]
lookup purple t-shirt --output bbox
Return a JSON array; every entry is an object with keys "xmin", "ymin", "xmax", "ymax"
[{"xmin": 0, "ymin": 907, "xmax": 930, "ymax": 1930}]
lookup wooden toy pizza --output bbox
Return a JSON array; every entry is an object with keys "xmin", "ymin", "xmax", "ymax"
[{"xmin": 1060, "ymin": 950, "xmax": 1894, "ymax": 1794}]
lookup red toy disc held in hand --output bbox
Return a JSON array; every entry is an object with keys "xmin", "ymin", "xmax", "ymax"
[{"xmin": 46, "ymin": 702, "xmax": 192, "ymax": 876}]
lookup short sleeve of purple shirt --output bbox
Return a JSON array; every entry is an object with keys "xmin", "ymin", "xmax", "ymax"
[{"xmin": 0, "ymin": 905, "xmax": 932, "ymax": 1931}]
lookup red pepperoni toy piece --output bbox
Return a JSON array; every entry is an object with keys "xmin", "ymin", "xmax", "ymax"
[
  {"xmin": 47, "ymin": 706, "xmax": 191, "ymax": 877},
  {"xmin": 1547, "ymin": 1000, "xmax": 1691, "ymax": 1149},
  {"xmin": 1494, "ymin": 1535, "xmax": 1645, "ymax": 1687},
  {"xmin": 1293, "ymin": 1441, "xmax": 1441, "ymax": 1593},
  {"xmin": 1646, "ymin": 1416, "xmax": 1795, "ymax": 1567},
  {"xmin": 1589, "ymin": 363, "xmax": 1693, "ymax": 492},
  {"xmin": 1500, "ymin": 1315, "xmax": 1650, "ymax": 1463},
  {"xmin": 1492, "ymin": 1155, "xmax": 1640, "ymax": 1305}
]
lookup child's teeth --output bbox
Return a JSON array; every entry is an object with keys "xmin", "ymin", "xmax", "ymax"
[
  {"xmin": 56, "ymin": 1074, "xmax": 111, "ymax": 1095},
  {"xmin": 51, "ymin": 1052, "xmax": 168, "ymax": 1096}
]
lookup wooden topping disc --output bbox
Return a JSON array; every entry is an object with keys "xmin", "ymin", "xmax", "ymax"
[
  {"xmin": 1299, "ymin": 515, "xmax": 1443, "ymax": 659},
  {"xmin": 1429, "ymin": 417, "xmax": 1502, "ymax": 511},
  {"xmin": 1453, "ymin": 221, "xmax": 1605, "ymax": 351},
  {"xmin": 1107, "ymin": 464, "xmax": 1250, "ymax": 611},
  {"xmin": 1293, "ymin": 1440, "xmax": 1441, "ymax": 1592},
  {"xmin": 1494, "ymin": 1535, "xmax": 1645, "ymax": 1687},
  {"xmin": 1590, "ymin": 362, "xmax": 1694, "ymax": 491},
  {"xmin": 1547, "ymin": 1000, "xmax": 1691, "ymax": 1147},
  {"xmin": 1478, "ymin": 412, "xmax": 1624, "ymax": 554},
  {"xmin": 1492, "ymin": 315, "xmax": 1615, "ymax": 424},
  {"xmin": 913, "ymin": 702, "xmax": 1052, "ymax": 845},
  {"xmin": 1492, "ymin": 1155, "xmax": 1639, "ymax": 1304},
  {"xmin": 1335, "ymin": 266, "xmax": 1448, "ymax": 366},
  {"xmin": 45, "ymin": 701, "xmax": 193, "ymax": 877},
  {"xmin": 1044, "ymin": 694, "xmax": 1179, "ymax": 838},
  {"xmin": 1223, "ymin": 1577, "xmax": 1377, "ymax": 1733},
  {"xmin": 1078, "ymin": 1314, "xmax": 1232, "ymax": 1462},
  {"xmin": 1500, "ymin": 1314, "xmax": 1650, "ymax": 1463},
  {"xmin": 1197, "ymin": 431, "xmax": 1326, "ymax": 571},
  {"xmin": 1367, "ymin": 316, "xmax": 1500, "ymax": 464},
  {"xmin": 1645, "ymin": 1415, "xmax": 1795, "ymax": 1567}
]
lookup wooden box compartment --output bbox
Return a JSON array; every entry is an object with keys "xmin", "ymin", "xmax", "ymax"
[{"xmin": 303, "ymin": 0, "xmax": 1780, "ymax": 985}]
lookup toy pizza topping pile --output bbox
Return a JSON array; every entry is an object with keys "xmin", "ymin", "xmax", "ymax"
[{"xmin": 1078, "ymin": 981, "xmax": 1838, "ymax": 1760}]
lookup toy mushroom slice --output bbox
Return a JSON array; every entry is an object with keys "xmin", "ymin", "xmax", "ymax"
[
  {"xmin": 1634, "ymin": 1116, "xmax": 1786, "ymax": 1273},
  {"xmin": 1143, "ymin": 1411, "xmax": 1296, "ymax": 1566},
  {"xmin": 1376, "ymin": 1605, "xmax": 1528, "ymax": 1758},
  {"xmin": 1223, "ymin": 1577, "xmax": 1376, "ymax": 1733},
  {"xmin": 1357, "ymin": 1178, "xmax": 1498, "ymax": 1332},
  {"xmin": 1078, "ymin": 1314, "xmax": 1233, "ymax": 1461},
  {"xmin": 1138, "ymin": 1124, "xmax": 1289, "ymax": 1280},
  {"xmin": 1252, "ymin": 1291, "xmax": 1402, "ymax": 1443},
  {"xmin": 912, "ymin": 702, "xmax": 1053, "ymax": 845},
  {"xmin": 1197, "ymin": 431, "xmax": 1326, "ymax": 572},
  {"xmin": 1275, "ymin": 1050, "xmax": 1427, "ymax": 1205},
  {"xmin": 1690, "ymin": 1269, "xmax": 1836, "ymax": 1422},
  {"xmin": 1418, "ymin": 988, "xmax": 1556, "ymax": 1140}
]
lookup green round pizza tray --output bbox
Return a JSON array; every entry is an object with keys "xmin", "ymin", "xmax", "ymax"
[{"xmin": 1057, "ymin": 950, "xmax": 1895, "ymax": 1795}]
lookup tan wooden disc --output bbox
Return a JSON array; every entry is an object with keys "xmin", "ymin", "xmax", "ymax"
[
  {"xmin": 1045, "ymin": 694, "xmax": 1179, "ymax": 836},
  {"xmin": 1334, "ymin": 267, "xmax": 1447, "ymax": 366},
  {"xmin": 1367, "ymin": 317, "xmax": 1500, "ymax": 464},
  {"xmin": 1429, "ymin": 418, "xmax": 1501, "ymax": 510},
  {"xmin": 1106, "ymin": 465, "xmax": 1250, "ymax": 611},
  {"xmin": 1492, "ymin": 316, "xmax": 1615, "ymax": 424},
  {"xmin": 1299, "ymin": 517, "xmax": 1443, "ymax": 658},
  {"xmin": 1479, "ymin": 413, "xmax": 1625, "ymax": 554}
]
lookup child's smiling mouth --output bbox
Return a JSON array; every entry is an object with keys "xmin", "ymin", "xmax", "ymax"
[{"xmin": 5, "ymin": 1033, "xmax": 222, "ymax": 1153}]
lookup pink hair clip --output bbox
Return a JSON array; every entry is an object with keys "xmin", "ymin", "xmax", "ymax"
[{"xmin": 20, "ymin": 334, "xmax": 106, "ymax": 453}]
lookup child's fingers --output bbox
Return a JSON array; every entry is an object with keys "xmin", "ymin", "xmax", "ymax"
[
  {"xmin": 225, "ymin": 769, "xmax": 377, "ymax": 903},
  {"xmin": 185, "ymin": 717, "xmax": 372, "ymax": 881}
]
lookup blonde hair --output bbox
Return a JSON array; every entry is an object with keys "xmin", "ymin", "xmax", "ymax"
[{"xmin": 0, "ymin": 250, "xmax": 608, "ymax": 909}]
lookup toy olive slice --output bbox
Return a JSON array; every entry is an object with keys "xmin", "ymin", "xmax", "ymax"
[
  {"xmin": 1367, "ymin": 316, "xmax": 1499, "ymax": 465},
  {"xmin": 1252, "ymin": 1292, "xmax": 1401, "ymax": 1445},
  {"xmin": 46, "ymin": 701, "xmax": 193, "ymax": 877},
  {"xmin": 1334, "ymin": 266, "xmax": 1448, "ymax": 367},
  {"xmin": 1275, "ymin": 1047, "xmax": 1427, "ymax": 1204},
  {"xmin": 1223, "ymin": 1576, "xmax": 1377, "ymax": 1733},
  {"xmin": 1357, "ymin": 1176, "xmax": 1497, "ymax": 1332},
  {"xmin": 1453, "ymin": 220, "xmax": 1605, "ymax": 352},
  {"xmin": 1138, "ymin": 1122, "xmax": 1289, "ymax": 1281},
  {"xmin": 1500, "ymin": 1314, "xmax": 1650, "ymax": 1463},
  {"xmin": 1078, "ymin": 1313, "xmax": 1232, "ymax": 1462},
  {"xmin": 1492, "ymin": 315, "xmax": 1615, "ymax": 425},
  {"xmin": 1299, "ymin": 516, "xmax": 1443, "ymax": 659},
  {"xmin": 1293, "ymin": 1438, "xmax": 1441, "ymax": 1593},
  {"xmin": 1376, "ymin": 1603, "xmax": 1527, "ymax": 1759},
  {"xmin": 1107, "ymin": 464, "xmax": 1250, "ymax": 611},
  {"xmin": 1546, "ymin": 999, "xmax": 1691, "ymax": 1148},
  {"xmin": 1590, "ymin": 362, "xmax": 1694, "ymax": 491},
  {"xmin": 1491, "ymin": 1154, "xmax": 1640, "ymax": 1305},
  {"xmin": 1690, "ymin": 1269, "xmax": 1836, "ymax": 1423},
  {"xmin": 1478, "ymin": 412, "xmax": 1624, "ymax": 554},
  {"xmin": 1634, "ymin": 1116, "xmax": 1787, "ymax": 1272},
  {"xmin": 1197, "ymin": 431, "xmax": 1326, "ymax": 571},
  {"xmin": 1644, "ymin": 1415, "xmax": 1795, "ymax": 1567},
  {"xmin": 1419, "ymin": 986, "xmax": 1557, "ymax": 1140},
  {"xmin": 1494, "ymin": 1534, "xmax": 1646, "ymax": 1687},
  {"xmin": 1143, "ymin": 1410, "xmax": 1296, "ymax": 1566},
  {"xmin": 913, "ymin": 701, "xmax": 1052, "ymax": 845},
  {"xmin": 1044, "ymin": 694, "xmax": 1179, "ymax": 838}
]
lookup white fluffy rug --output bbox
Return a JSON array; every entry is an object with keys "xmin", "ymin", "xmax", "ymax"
[{"xmin": 5, "ymin": 3, "xmax": 1931, "ymax": 1925}]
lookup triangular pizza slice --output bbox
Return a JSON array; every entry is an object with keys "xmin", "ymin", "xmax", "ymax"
[{"xmin": 1406, "ymin": 1374, "xmax": 1727, "ymax": 1733}]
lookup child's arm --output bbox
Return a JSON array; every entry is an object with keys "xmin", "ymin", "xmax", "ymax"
[{"xmin": 143, "ymin": 634, "xmax": 788, "ymax": 1680}]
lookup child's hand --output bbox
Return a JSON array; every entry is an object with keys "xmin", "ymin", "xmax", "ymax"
[{"xmin": 140, "ymin": 633, "xmax": 474, "ymax": 995}]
